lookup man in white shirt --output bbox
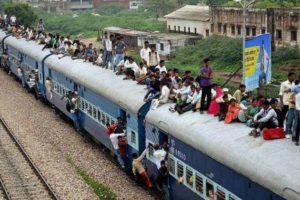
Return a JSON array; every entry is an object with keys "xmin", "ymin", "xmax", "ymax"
[
  {"xmin": 250, "ymin": 99, "xmax": 278, "ymax": 137},
  {"xmin": 155, "ymin": 60, "xmax": 167, "ymax": 74},
  {"xmin": 149, "ymin": 46, "xmax": 160, "ymax": 72},
  {"xmin": 279, "ymin": 72, "xmax": 295, "ymax": 125},
  {"xmin": 17, "ymin": 66, "xmax": 25, "ymax": 87},
  {"xmin": 110, "ymin": 133, "xmax": 126, "ymax": 168},
  {"xmin": 151, "ymin": 82, "xmax": 170, "ymax": 110},
  {"xmin": 104, "ymin": 34, "xmax": 113, "ymax": 69},
  {"xmin": 140, "ymin": 41, "xmax": 151, "ymax": 66},
  {"xmin": 152, "ymin": 144, "xmax": 167, "ymax": 169},
  {"xmin": 124, "ymin": 57, "xmax": 139, "ymax": 80}
]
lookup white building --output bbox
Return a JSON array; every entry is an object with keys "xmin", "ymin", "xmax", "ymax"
[{"xmin": 164, "ymin": 5, "xmax": 211, "ymax": 37}]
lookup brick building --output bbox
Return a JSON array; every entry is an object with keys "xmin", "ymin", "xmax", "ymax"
[{"xmin": 210, "ymin": 7, "xmax": 300, "ymax": 47}]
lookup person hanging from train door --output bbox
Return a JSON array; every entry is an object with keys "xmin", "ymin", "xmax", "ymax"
[
  {"xmin": 45, "ymin": 77, "xmax": 54, "ymax": 106},
  {"xmin": 132, "ymin": 146, "xmax": 153, "ymax": 189},
  {"xmin": 156, "ymin": 160, "xmax": 169, "ymax": 200},
  {"xmin": 109, "ymin": 131, "xmax": 126, "ymax": 169},
  {"xmin": 70, "ymin": 91, "xmax": 80, "ymax": 132},
  {"xmin": 17, "ymin": 66, "xmax": 25, "ymax": 88}
]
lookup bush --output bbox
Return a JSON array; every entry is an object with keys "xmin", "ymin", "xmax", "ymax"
[
  {"xmin": 5, "ymin": 3, "xmax": 37, "ymax": 27},
  {"xmin": 168, "ymin": 35, "xmax": 242, "ymax": 74},
  {"xmin": 272, "ymin": 46, "xmax": 300, "ymax": 63}
]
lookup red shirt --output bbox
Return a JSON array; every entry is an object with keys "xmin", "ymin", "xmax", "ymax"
[{"xmin": 118, "ymin": 139, "xmax": 127, "ymax": 156}]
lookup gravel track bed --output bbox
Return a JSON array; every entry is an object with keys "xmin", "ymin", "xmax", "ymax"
[{"xmin": 0, "ymin": 70, "xmax": 155, "ymax": 200}]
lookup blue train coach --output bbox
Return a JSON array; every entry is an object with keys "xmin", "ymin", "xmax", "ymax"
[{"xmin": 145, "ymin": 104, "xmax": 300, "ymax": 200}]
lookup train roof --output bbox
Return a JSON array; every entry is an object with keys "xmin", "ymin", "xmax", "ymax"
[
  {"xmin": 146, "ymin": 104, "xmax": 300, "ymax": 200},
  {"xmin": 0, "ymin": 32, "xmax": 51, "ymax": 60},
  {"xmin": 44, "ymin": 56, "xmax": 146, "ymax": 114},
  {"xmin": 0, "ymin": 30, "xmax": 146, "ymax": 114}
]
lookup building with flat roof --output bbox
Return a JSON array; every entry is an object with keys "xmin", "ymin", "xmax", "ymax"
[
  {"xmin": 164, "ymin": 5, "xmax": 211, "ymax": 37},
  {"xmin": 103, "ymin": 26, "xmax": 201, "ymax": 57}
]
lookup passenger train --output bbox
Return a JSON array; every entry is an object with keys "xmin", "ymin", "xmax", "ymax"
[{"xmin": 1, "ymin": 30, "xmax": 300, "ymax": 200}]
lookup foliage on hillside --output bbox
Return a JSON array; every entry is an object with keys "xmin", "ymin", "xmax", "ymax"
[
  {"xmin": 1, "ymin": 3, "xmax": 37, "ymax": 27},
  {"xmin": 168, "ymin": 36, "xmax": 243, "ymax": 73},
  {"xmin": 224, "ymin": 0, "xmax": 300, "ymax": 8},
  {"xmin": 35, "ymin": 4, "xmax": 166, "ymax": 38},
  {"xmin": 168, "ymin": 36, "xmax": 300, "ymax": 82}
]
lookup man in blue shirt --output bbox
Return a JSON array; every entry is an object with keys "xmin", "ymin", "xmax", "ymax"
[
  {"xmin": 113, "ymin": 36, "xmax": 126, "ymax": 72},
  {"xmin": 199, "ymin": 58, "xmax": 213, "ymax": 114}
]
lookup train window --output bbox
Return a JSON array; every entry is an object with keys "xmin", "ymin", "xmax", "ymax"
[
  {"xmin": 54, "ymin": 83, "xmax": 58, "ymax": 93},
  {"xmin": 81, "ymin": 100, "xmax": 85, "ymax": 111},
  {"xmin": 195, "ymin": 173, "xmax": 203, "ymax": 194},
  {"xmin": 62, "ymin": 88, "xmax": 66, "ymax": 96},
  {"xmin": 185, "ymin": 167, "xmax": 194, "ymax": 187},
  {"xmin": 84, "ymin": 101, "xmax": 88, "ymax": 112},
  {"xmin": 101, "ymin": 112, "xmax": 105, "ymax": 125},
  {"xmin": 216, "ymin": 187, "xmax": 226, "ymax": 200},
  {"xmin": 131, "ymin": 131, "xmax": 136, "ymax": 144},
  {"xmin": 177, "ymin": 162, "xmax": 184, "ymax": 178},
  {"xmin": 206, "ymin": 181, "xmax": 214, "ymax": 199},
  {"xmin": 87, "ymin": 104, "xmax": 93, "ymax": 116},
  {"xmin": 169, "ymin": 156, "xmax": 175, "ymax": 175},
  {"xmin": 148, "ymin": 143, "xmax": 154, "ymax": 157},
  {"xmin": 105, "ymin": 114, "xmax": 109, "ymax": 125},
  {"xmin": 92, "ymin": 106, "xmax": 97, "ymax": 119},
  {"xmin": 97, "ymin": 110, "xmax": 102, "ymax": 122}
]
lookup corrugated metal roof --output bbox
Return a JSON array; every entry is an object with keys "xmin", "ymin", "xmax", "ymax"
[{"xmin": 165, "ymin": 5, "xmax": 210, "ymax": 22}]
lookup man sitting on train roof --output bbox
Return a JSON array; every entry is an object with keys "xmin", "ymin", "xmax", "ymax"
[
  {"xmin": 249, "ymin": 99, "xmax": 279, "ymax": 138},
  {"xmin": 123, "ymin": 57, "xmax": 139, "ymax": 80}
]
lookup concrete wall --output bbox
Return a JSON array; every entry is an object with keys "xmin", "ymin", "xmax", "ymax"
[{"xmin": 167, "ymin": 19, "xmax": 211, "ymax": 37}]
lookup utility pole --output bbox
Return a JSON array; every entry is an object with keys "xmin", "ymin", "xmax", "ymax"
[{"xmin": 234, "ymin": 0, "xmax": 256, "ymax": 84}]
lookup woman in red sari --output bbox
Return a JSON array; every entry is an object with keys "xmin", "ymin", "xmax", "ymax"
[
  {"xmin": 208, "ymin": 84, "xmax": 223, "ymax": 115},
  {"xmin": 225, "ymin": 98, "xmax": 241, "ymax": 124}
]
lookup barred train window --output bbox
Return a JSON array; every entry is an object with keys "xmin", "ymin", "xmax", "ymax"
[
  {"xmin": 81, "ymin": 100, "xmax": 85, "ymax": 111},
  {"xmin": 147, "ymin": 143, "xmax": 154, "ymax": 158},
  {"xmin": 177, "ymin": 162, "xmax": 184, "ymax": 178},
  {"xmin": 101, "ymin": 112, "xmax": 105, "ymax": 124},
  {"xmin": 185, "ymin": 167, "xmax": 194, "ymax": 187},
  {"xmin": 217, "ymin": 187, "xmax": 226, "ymax": 200},
  {"xmin": 105, "ymin": 114, "xmax": 109, "ymax": 125},
  {"xmin": 84, "ymin": 101, "xmax": 88, "ymax": 111},
  {"xmin": 229, "ymin": 195, "xmax": 236, "ymax": 200},
  {"xmin": 97, "ymin": 110, "xmax": 101, "ymax": 122},
  {"xmin": 88, "ymin": 104, "xmax": 93, "ymax": 116},
  {"xmin": 195, "ymin": 174, "xmax": 203, "ymax": 194},
  {"xmin": 206, "ymin": 181, "xmax": 214, "ymax": 198},
  {"xmin": 92, "ymin": 106, "xmax": 97, "ymax": 119},
  {"xmin": 131, "ymin": 131, "xmax": 136, "ymax": 144},
  {"xmin": 169, "ymin": 156, "xmax": 175, "ymax": 175}
]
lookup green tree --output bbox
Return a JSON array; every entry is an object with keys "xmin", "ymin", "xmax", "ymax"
[
  {"xmin": 5, "ymin": 4, "xmax": 37, "ymax": 27},
  {"xmin": 146, "ymin": 0, "xmax": 177, "ymax": 17}
]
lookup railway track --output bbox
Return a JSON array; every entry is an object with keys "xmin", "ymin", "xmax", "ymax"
[{"xmin": 0, "ymin": 117, "xmax": 60, "ymax": 200}]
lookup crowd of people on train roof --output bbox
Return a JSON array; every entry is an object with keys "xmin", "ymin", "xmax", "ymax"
[
  {"xmin": 0, "ymin": 15, "xmax": 300, "ymax": 146},
  {"xmin": 1, "ymin": 14, "xmax": 300, "ymax": 200}
]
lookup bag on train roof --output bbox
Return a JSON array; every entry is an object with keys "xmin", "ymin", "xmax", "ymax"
[{"xmin": 263, "ymin": 127, "xmax": 285, "ymax": 140}]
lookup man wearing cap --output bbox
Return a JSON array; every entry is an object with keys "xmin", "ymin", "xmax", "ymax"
[{"xmin": 216, "ymin": 88, "xmax": 233, "ymax": 121}]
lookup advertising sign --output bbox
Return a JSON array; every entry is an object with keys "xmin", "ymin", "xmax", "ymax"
[{"xmin": 245, "ymin": 34, "xmax": 272, "ymax": 91}]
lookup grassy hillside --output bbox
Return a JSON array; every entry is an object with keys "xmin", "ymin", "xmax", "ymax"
[
  {"xmin": 36, "ymin": 4, "xmax": 166, "ymax": 38},
  {"xmin": 168, "ymin": 36, "xmax": 300, "ymax": 83}
]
